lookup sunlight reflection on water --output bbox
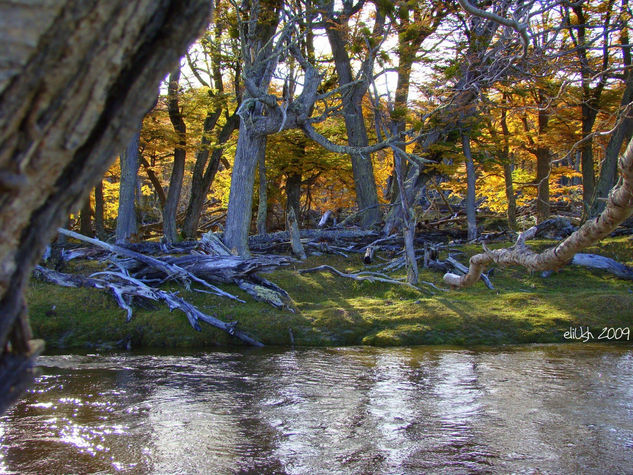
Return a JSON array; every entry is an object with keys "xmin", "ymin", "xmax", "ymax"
[{"xmin": 1, "ymin": 344, "xmax": 632, "ymax": 474}]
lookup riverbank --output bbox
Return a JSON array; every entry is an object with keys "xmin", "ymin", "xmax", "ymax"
[{"xmin": 27, "ymin": 237, "xmax": 633, "ymax": 350}]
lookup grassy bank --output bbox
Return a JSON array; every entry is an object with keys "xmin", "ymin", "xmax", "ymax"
[{"xmin": 27, "ymin": 237, "xmax": 633, "ymax": 350}]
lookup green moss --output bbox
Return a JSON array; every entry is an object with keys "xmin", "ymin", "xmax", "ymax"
[{"xmin": 27, "ymin": 237, "xmax": 633, "ymax": 350}]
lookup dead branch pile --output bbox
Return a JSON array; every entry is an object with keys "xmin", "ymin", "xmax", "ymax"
[{"xmin": 35, "ymin": 229, "xmax": 297, "ymax": 346}]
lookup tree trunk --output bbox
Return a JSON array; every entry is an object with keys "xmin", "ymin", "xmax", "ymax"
[
  {"xmin": 503, "ymin": 162, "xmax": 517, "ymax": 231},
  {"xmin": 580, "ymin": 102, "xmax": 598, "ymax": 215},
  {"xmin": 224, "ymin": 124, "xmax": 266, "ymax": 256},
  {"xmin": 94, "ymin": 181, "xmax": 105, "ymax": 239},
  {"xmin": 0, "ymin": 0, "xmax": 209, "ymax": 414},
  {"xmin": 323, "ymin": 8, "xmax": 380, "ymax": 228},
  {"xmin": 163, "ymin": 68, "xmax": 186, "ymax": 244},
  {"xmin": 535, "ymin": 147, "xmax": 551, "ymax": 224},
  {"xmin": 462, "ymin": 133, "xmax": 478, "ymax": 240},
  {"xmin": 256, "ymin": 141, "xmax": 268, "ymax": 235},
  {"xmin": 499, "ymin": 108, "xmax": 517, "ymax": 230},
  {"xmin": 116, "ymin": 132, "xmax": 140, "ymax": 243},
  {"xmin": 79, "ymin": 196, "xmax": 93, "ymax": 236},
  {"xmin": 140, "ymin": 157, "xmax": 166, "ymax": 208},
  {"xmin": 591, "ymin": 71, "xmax": 633, "ymax": 215},
  {"xmin": 286, "ymin": 170, "xmax": 302, "ymax": 227}
]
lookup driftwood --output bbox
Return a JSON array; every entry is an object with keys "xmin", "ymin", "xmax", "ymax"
[
  {"xmin": 57, "ymin": 229, "xmax": 294, "ymax": 309},
  {"xmin": 58, "ymin": 228, "xmax": 242, "ymax": 301},
  {"xmin": 566, "ymin": 253, "xmax": 633, "ymax": 280},
  {"xmin": 33, "ymin": 266, "xmax": 264, "ymax": 347},
  {"xmin": 446, "ymin": 256, "xmax": 495, "ymax": 290},
  {"xmin": 298, "ymin": 265, "xmax": 447, "ymax": 293}
]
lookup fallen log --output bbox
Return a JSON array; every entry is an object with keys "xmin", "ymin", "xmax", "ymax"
[{"xmin": 33, "ymin": 266, "xmax": 264, "ymax": 347}]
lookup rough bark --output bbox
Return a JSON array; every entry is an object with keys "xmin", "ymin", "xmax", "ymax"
[
  {"xmin": 225, "ymin": 125, "xmax": 267, "ymax": 256},
  {"xmin": 163, "ymin": 67, "xmax": 187, "ymax": 244},
  {"xmin": 116, "ymin": 131, "xmax": 140, "ymax": 243},
  {"xmin": 0, "ymin": 0, "xmax": 209, "ymax": 410},
  {"xmin": 444, "ymin": 137, "xmax": 633, "ymax": 288}
]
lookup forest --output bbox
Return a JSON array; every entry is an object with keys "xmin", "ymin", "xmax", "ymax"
[
  {"xmin": 68, "ymin": 0, "xmax": 633, "ymax": 282},
  {"xmin": 3, "ymin": 0, "xmax": 633, "ymax": 412}
]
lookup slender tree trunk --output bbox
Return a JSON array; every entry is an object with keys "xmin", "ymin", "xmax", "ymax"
[
  {"xmin": 116, "ymin": 132, "xmax": 140, "ymax": 243},
  {"xmin": 394, "ymin": 152, "xmax": 418, "ymax": 285},
  {"xmin": 580, "ymin": 102, "xmax": 598, "ymax": 215},
  {"xmin": 462, "ymin": 133, "xmax": 478, "ymax": 240},
  {"xmin": 79, "ymin": 197, "xmax": 93, "ymax": 236},
  {"xmin": 224, "ymin": 123, "xmax": 266, "ymax": 256},
  {"xmin": 536, "ymin": 147, "xmax": 551, "ymax": 224},
  {"xmin": 163, "ymin": 67, "xmax": 186, "ymax": 244},
  {"xmin": 503, "ymin": 163, "xmax": 517, "ymax": 230},
  {"xmin": 499, "ymin": 108, "xmax": 517, "ymax": 230},
  {"xmin": 94, "ymin": 181, "xmax": 105, "ymax": 239},
  {"xmin": 256, "ymin": 141, "xmax": 268, "ymax": 235}
]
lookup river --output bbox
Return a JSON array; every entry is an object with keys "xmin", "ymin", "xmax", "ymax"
[{"xmin": 1, "ymin": 344, "xmax": 632, "ymax": 474}]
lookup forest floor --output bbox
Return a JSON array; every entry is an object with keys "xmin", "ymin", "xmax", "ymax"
[{"xmin": 27, "ymin": 236, "xmax": 633, "ymax": 351}]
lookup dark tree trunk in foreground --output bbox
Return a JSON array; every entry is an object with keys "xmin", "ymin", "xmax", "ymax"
[
  {"xmin": 116, "ymin": 132, "xmax": 140, "ymax": 243},
  {"xmin": 0, "ymin": 0, "xmax": 209, "ymax": 414},
  {"xmin": 163, "ymin": 67, "xmax": 187, "ymax": 244}
]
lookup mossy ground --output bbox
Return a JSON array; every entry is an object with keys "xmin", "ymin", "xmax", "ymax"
[{"xmin": 27, "ymin": 237, "xmax": 633, "ymax": 350}]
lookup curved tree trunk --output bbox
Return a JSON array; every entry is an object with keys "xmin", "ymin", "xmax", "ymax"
[{"xmin": 0, "ymin": 0, "xmax": 209, "ymax": 414}]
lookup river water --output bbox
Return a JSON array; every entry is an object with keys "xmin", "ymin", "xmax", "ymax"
[{"xmin": 1, "ymin": 344, "xmax": 632, "ymax": 474}]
